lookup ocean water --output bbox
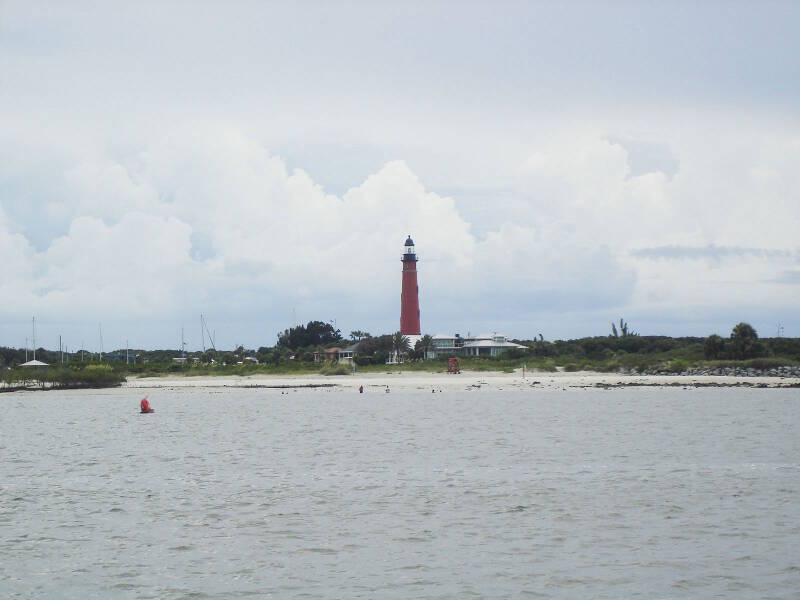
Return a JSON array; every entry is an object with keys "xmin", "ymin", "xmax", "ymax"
[{"xmin": 1, "ymin": 386, "xmax": 798, "ymax": 599}]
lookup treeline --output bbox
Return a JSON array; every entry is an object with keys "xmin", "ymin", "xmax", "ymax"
[
  {"xmin": 516, "ymin": 322, "xmax": 800, "ymax": 362},
  {"xmin": 2, "ymin": 321, "xmax": 798, "ymax": 377},
  {"xmin": 1, "ymin": 364, "xmax": 126, "ymax": 390}
]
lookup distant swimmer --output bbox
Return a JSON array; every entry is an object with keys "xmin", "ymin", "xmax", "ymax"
[{"xmin": 140, "ymin": 398, "xmax": 154, "ymax": 414}]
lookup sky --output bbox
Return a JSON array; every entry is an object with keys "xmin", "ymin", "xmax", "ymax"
[{"xmin": 1, "ymin": 0, "xmax": 799, "ymax": 351}]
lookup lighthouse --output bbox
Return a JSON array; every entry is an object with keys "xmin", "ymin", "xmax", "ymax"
[{"xmin": 400, "ymin": 235, "xmax": 421, "ymax": 335}]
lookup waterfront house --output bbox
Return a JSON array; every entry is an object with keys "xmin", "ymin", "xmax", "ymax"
[{"xmin": 426, "ymin": 333, "xmax": 527, "ymax": 359}]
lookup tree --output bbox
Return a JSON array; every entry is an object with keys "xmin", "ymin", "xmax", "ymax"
[
  {"xmin": 350, "ymin": 330, "xmax": 370, "ymax": 341},
  {"xmin": 704, "ymin": 334, "xmax": 724, "ymax": 359},
  {"xmin": 391, "ymin": 331, "xmax": 411, "ymax": 361},
  {"xmin": 413, "ymin": 334, "xmax": 433, "ymax": 360},
  {"xmin": 612, "ymin": 318, "xmax": 637, "ymax": 337},
  {"xmin": 277, "ymin": 320, "xmax": 342, "ymax": 349},
  {"xmin": 730, "ymin": 322, "xmax": 760, "ymax": 359},
  {"xmin": 532, "ymin": 333, "xmax": 550, "ymax": 356}
]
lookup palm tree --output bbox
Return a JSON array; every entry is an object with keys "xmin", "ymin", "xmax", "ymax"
[
  {"xmin": 415, "ymin": 334, "xmax": 433, "ymax": 359},
  {"xmin": 391, "ymin": 331, "xmax": 411, "ymax": 363},
  {"xmin": 730, "ymin": 322, "xmax": 759, "ymax": 359}
]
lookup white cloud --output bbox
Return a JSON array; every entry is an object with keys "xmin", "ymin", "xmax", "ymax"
[
  {"xmin": 1, "ymin": 1, "xmax": 799, "ymax": 344},
  {"xmin": 2, "ymin": 120, "xmax": 799, "ymax": 346}
]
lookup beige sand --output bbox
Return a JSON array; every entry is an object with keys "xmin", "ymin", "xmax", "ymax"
[{"xmin": 123, "ymin": 369, "xmax": 800, "ymax": 391}]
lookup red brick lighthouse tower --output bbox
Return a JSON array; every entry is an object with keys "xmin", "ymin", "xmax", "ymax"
[{"xmin": 400, "ymin": 235, "xmax": 421, "ymax": 335}]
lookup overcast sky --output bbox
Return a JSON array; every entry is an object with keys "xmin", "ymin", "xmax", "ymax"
[{"xmin": 2, "ymin": 1, "xmax": 799, "ymax": 351}]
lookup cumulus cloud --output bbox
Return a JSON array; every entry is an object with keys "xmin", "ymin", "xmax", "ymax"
[
  {"xmin": 37, "ymin": 213, "xmax": 196, "ymax": 316},
  {"xmin": 2, "ymin": 120, "xmax": 799, "ymax": 347},
  {"xmin": 1, "ymin": 130, "xmax": 482, "ymax": 345}
]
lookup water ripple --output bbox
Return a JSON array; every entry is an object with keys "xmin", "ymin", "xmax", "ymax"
[{"xmin": 1, "ymin": 387, "xmax": 799, "ymax": 598}]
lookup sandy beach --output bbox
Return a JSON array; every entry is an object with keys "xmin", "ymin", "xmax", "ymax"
[{"xmin": 123, "ymin": 370, "xmax": 800, "ymax": 391}]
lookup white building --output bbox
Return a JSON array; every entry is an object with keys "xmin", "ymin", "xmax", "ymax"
[{"xmin": 426, "ymin": 333, "xmax": 528, "ymax": 359}]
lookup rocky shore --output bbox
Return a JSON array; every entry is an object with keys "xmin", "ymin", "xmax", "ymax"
[{"xmin": 625, "ymin": 366, "xmax": 800, "ymax": 378}]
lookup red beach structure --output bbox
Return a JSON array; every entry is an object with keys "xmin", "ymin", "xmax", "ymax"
[{"xmin": 400, "ymin": 235, "xmax": 421, "ymax": 335}]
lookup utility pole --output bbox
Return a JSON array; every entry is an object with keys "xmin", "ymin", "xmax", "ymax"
[
  {"xmin": 32, "ymin": 316, "xmax": 36, "ymax": 361},
  {"xmin": 126, "ymin": 340, "xmax": 129, "ymax": 365},
  {"xmin": 60, "ymin": 335, "xmax": 63, "ymax": 365}
]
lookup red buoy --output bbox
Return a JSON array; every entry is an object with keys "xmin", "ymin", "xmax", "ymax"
[{"xmin": 140, "ymin": 398, "xmax": 154, "ymax": 413}]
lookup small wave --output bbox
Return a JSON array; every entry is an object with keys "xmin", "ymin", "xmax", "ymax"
[{"xmin": 303, "ymin": 547, "xmax": 337, "ymax": 554}]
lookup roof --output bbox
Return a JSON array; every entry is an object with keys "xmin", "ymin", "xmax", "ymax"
[
  {"xmin": 463, "ymin": 340, "xmax": 527, "ymax": 349},
  {"xmin": 404, "ymin": 235, "xmax": 415, "ymax": 247},
  {"xmin": 20, "ymin": 359, "xmax": 49, "ymax": 367}
]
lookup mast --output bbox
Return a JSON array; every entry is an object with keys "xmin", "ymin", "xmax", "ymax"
[{"xmin": 201, "ymin": 315, "xmax": 216, "ymax": 351}]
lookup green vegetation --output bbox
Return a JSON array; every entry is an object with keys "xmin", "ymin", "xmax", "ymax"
[
  {"xmin": 2, "ymin": 364, "xmax": 126, "ymax": 390},
  {"xmin": 517, "ymin": 322, "xmax": 800, "ymax": 373},
  {"xmin": 277, "ymin": 320, "xmax": 342, "ymax": 350},
  {"xmin": 319, "ymin": 364, "xmax": 351, "ymax": 376},
  {"xmin": 610, "ymin": 318, "xmax": 637, "ymax": 338},
  {"xmin": 2, "ymin": 321, "xmax": 799, "ymax": 390}
]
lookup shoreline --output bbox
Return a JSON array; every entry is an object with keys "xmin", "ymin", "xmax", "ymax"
[{"xmin": 122, "ymin": 370, "xmax": 800, "ymax": 391}]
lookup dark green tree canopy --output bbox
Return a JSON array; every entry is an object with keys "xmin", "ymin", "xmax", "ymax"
[
  {"xmin": 277, "ymin": 320, "xmax": 342, "ymax": 350},
  {"xmin": 391, "ymin": 331, "xmax": 411, "ymax": 355},
  {"xmin": 730, "ymin": 322, "xmax": 761, "ymax": 359},
  {"xmin": 704, "ymin": 334, "xmax": 725, "ymax": 359}
]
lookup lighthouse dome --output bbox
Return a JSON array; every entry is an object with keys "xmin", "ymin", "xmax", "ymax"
[{"xmin": 404, "ymin": 235, "xmax": 415, "ymax": 247}]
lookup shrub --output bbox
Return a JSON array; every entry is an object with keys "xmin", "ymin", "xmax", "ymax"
[
  {"xmin": 668, "ymin": 359, "xmax": 689, "ymax": 373},
  {"xmin": 319, "ymin": 364, "xmax": 350, "ymax": 376}
]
